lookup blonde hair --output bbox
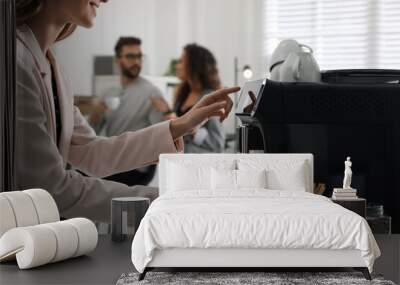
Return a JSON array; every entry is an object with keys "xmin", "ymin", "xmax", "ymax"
[{"xmin": 16, "ymin": 0, "xmax": 76, "ymax": 41}]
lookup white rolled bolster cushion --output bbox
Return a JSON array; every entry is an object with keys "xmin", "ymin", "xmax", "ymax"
[
  {"xmin": 0, "ymin": 189, "xmax": 60, "ymax": 237},
  {"xmin": 0, "ymin": 218, "xmax": 98, "ymax": 269},
  {"xmin": 0, "ymin": 196, "xmax": 17, "ymax": 237},
  {"xmin": 0, "ymin": 189, "xmax": 98, "ymax": 269},
  {"xmin": 23, "ymin": 189, "xmax": 60, "ymax": 224},
  {"xmin": 1, "ymin": 191, "xmax": 40, "ymax": 228}
]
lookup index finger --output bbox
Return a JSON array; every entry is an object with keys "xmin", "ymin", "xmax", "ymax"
[
  {"xmin": 205, "ymin": 86, "xmax": 241, "ymax": 104},
  {"xmin": 248, "ymin": 91, "xmax": 257, "ymax": 104}
]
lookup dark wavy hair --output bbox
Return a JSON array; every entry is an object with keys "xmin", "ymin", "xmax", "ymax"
[
  {"xmin": 16, "ymin": 0, "xmax": 76, "ymax": 41},
  {"xmin": 174, "ymin": 44, "xmax": 221, "ymax": 111}
]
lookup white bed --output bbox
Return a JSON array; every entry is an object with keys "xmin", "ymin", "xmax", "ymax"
[{"xmin": 131, "ymin": 154, "xmax": 380, "ymax": 280}]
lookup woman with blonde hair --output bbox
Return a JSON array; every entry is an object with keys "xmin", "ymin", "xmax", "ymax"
[{"xmin": 15, "ymin": 0, "xmax": 239, "ymax": 221}]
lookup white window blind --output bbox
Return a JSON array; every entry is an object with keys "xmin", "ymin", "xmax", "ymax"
[{"xmin": 263, "ymin": 0, "xmax": 400, "ymax": 70}]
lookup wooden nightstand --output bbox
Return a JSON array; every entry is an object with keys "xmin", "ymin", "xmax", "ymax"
[{"xmin": 331, "ymin": 198, "xmax": 366, "ymax": 217}]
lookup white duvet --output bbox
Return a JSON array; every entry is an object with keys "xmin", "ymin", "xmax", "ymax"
[{"xmin": 131, "ymin": 190, "xmax": 380, "ymax": 273}]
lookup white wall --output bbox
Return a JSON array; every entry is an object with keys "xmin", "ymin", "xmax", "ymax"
[{"xmin": 54, "ymin": 0, "xmax": 267, "ymax": 133}]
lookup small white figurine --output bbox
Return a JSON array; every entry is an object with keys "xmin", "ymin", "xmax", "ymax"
[{"xmin": 343, "ymin": 157, "xmax": 353, "ymax": 189}]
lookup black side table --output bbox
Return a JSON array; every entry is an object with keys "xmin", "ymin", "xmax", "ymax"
[
  {"xmin": 366, "ymin": 216, "xmax": 392, "ymax": 234},
  {"xmin": 111, "ymin": 197, "xmax": 150, "ymax": 242},
  {"xmin": 331, "ymin": 198, "xmax": 366, "ymax": 217}
]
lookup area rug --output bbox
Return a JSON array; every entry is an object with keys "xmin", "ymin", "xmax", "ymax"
[{"xmin": 116, "ymin": 271, "xmax": 396, "ymax": 285}]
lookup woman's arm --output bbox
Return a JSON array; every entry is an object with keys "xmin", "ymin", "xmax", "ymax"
[
  {"xmin": 69, "ymin": 87, "xmax": 238, "ymax": 178},
  {"xmin": 15, "ymin": 58, "xmax": 157, "ymax": 223},
  {"xmin": 68, "ymin": 107, "xmax": 183, "ymax": 178},
  {"xmin": 169, "ymin": 87, "xmax": 238, "ymax": 138}
]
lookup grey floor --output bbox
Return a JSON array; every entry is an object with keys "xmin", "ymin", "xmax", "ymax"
[
  {"xmin": 0, "ymin": 235, "xmax": 398, "ymax": 285},
  {"xmin": 373, "ymin": 235, "xmax": 400, "ymax": 284}
]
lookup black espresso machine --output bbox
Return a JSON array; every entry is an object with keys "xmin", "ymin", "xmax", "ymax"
[{"xmin": 235, "ymin": 69, "xmax": 400, "ymax": 233}]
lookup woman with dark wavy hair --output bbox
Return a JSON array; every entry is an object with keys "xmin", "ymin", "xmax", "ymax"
[
  {"xmin": 152, "ymin": 44, "xmax": 226, "ymax": 153},
  {"xmin": 15, "ymin": 0, "xmax": 239, "ymax": 221},
  {"xmin": 174, "ymin": 44, "xmax": 225, "ymax": 153}
]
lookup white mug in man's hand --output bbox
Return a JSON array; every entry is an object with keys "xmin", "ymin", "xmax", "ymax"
[{"xmin": 104, "ymin": 97, "xmax": 121, "ymax": 111}]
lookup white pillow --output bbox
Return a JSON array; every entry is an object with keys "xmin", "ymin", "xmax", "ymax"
[
  {"xmin": 167, "ymin": 162, "xmax": 211, "ymax": 191},
  {"xmin": 236, "ymin": 169, "xmax": 267, "ymax": 189},
  {"xmin": 265, "ymin": 162, "xmax": 307, "ymax": 191},
  {"xmin": 166, "ymin": 159, "xmax": 236, "ymax": 193},
  {"xmin": 238, "ymin": 159, "xmax": 308, "ymax": 192},
  {"xmin": 211, "ymin": 168, "xmax": 236, "ymax": 190},
  {"xmin": 211, "ymin": 169, "xmax": 267, "ymax": 191}
]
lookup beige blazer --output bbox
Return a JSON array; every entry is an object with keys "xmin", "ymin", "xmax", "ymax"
[{"xmin": 15, "ymin": 25, "xmax": 183, "ymax": 222}]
